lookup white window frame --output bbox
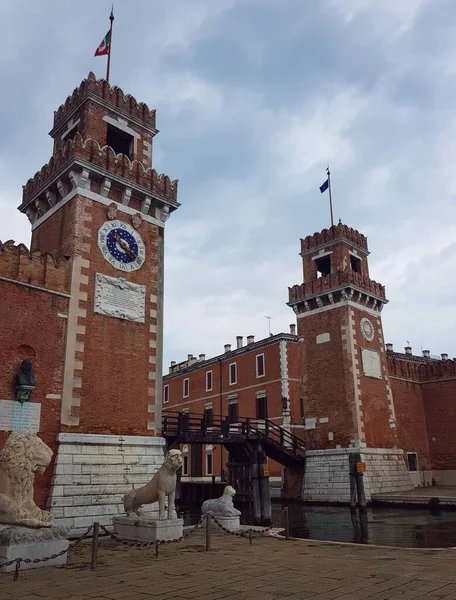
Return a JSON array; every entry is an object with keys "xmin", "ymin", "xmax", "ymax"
[
  {"xmin": 206, "ymin": 370, "xmax": 213, "ymax": 392},
  {"xmin": 229, "ymin": 362, "xmax": 237, "ymax": 385},
  {"xmin": 163, "ymin": 384, "xmax": 169, "ymax": 404},
  {"xmin": 182, "ymin": 445, "xmax": 189, "ymax": 476},
  {"xmin": 205, "ymin": 445, "xmax": 214, "ymax": 476},
  {"xmin": 183, "ymin": 378, "xmax": 189, "ymax": 398},
  {"xmin": 256, "ymin": 353, "xmax": 265, "ymax": 378}
]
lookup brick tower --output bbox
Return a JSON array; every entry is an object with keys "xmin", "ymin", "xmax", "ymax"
[
  {"xmin": 288, "ymin": 223, "xmax": 412, "ymax": 501},
  {"xmin": 17, "ymin": 73, "xmax": 179, "ymax": 531}
]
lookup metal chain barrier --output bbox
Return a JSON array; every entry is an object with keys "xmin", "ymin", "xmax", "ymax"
[
  {"xmin": 210, "ymin": 507, "xmax": 287, "ymax": 542},
  {"xmin": 0, "ymin": 526, "xmax": 94, "ymax": 581}
]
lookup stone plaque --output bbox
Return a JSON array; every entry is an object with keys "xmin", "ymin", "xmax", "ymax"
[
  {"xmin": 0, "ymin": 400, "xmax": 41, "ymax": 432},
  {"xmin": 94, "ymin": 273, "xmax": 146, "ymax": 323},
  {"xmin": 361, "ymin": 348, "xmax": 382, "ymax": 379},
  {"xmin": 305, "ymin": 417, "xmax": 316, "ymax": 430}
]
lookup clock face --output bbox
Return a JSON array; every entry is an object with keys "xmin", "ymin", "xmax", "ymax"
[
  {"xmin": 98, "ymin": 220, "xmax": 146, "ymax": 272},
  {"xmin": 360, "ymin": 317, "xmax": 375, "ymax": 342}
]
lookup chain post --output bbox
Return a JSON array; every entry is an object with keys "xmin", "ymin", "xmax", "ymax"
[
  {"xmin": 205, "ymin": 513, "xmax": 212, "ymax": 551},
  {"xmin": 249, "ymin": 531, "xmax": 253, "ymax": 545},
  {"xmin": 284, "ymin": 507, "xmax": 290, "ymax": 540},
  {"xmin": 91, "ymin": 522, "xmax": 100, "ymax": 570}
]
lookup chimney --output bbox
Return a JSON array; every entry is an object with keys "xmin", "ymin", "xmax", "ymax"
[
  {"xmin": 289, "ymin": 324, "xmax": 296, "ymax": 336},
  {"xmin": 187, "ymin": 354, "xmax": 193, "ymax": 361},
  {"xmin": 441, "ymin": 353, "xmax": 448, "ymax": 361},
  {"xmin": 170, "ymin": 361, "xmax": 176, "ymax": 367},
  {"xmin": 404, "ymin": 346, "xmax": 412, "ymax": 355},
  {"xmin": 236, "ymin": 336, "xmax": 243, "ymax": 349},
  {"xmin": 246, "ymin": 335, "xmax": 255, "ymax": 345},
  {"xmin": 386, "ymin": 343, "xmax": 393, "ymax": 352},
  {"xmin": 199, "ymin": 354, "xmax": 206, "ymax": 361},
  {"xmin": 422, "ymin": 350, "xmax": 430, "ymax": 358},
  {"xmin": 224, "ymin": 344, "xmax": 231, "ymax": 353}
]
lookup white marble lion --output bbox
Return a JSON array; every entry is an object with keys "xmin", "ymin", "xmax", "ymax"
[
  {"xmin": 123, "ymin": 449, "xmax": 183, "ymax": 520},
  {"xmin": 202, "ymin": 485, "xmax": 241, "ymax": 517},
  {"xmin": 0, "ymin": 430, "xmax": 53, "ymax": 528}
]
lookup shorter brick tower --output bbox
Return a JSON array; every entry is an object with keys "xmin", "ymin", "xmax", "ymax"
[{"xmin": 288, "ymin": 223, "xmax": 412, "ymax": 501}]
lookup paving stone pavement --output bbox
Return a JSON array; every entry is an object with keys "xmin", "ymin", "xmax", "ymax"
[{"xmin": 2, "ymin": 529, "xmax": 456, "ymax": 599}]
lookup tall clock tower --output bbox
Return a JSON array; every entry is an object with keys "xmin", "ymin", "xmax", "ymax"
[
  {"xmin": 288, "ymin": 223, "xmax": 412, "ymax": 501},
  {"xmin": 18, "ymin": 73, "xmax": 179, "ymax": 531}
]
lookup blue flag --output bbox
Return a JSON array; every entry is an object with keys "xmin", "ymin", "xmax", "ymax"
[{"xmin": 320, "ymin": 178, "xmax": 329, "ymax": 193}]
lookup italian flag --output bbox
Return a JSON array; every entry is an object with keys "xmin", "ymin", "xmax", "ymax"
[{"xmin": 94, "ymin": 30, "xmax": 111, "ymax": 57}]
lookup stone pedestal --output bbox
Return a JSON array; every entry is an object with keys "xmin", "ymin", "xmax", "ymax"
[
  {"xmin": 203, "ymin": 515, "xmax": 240, "ymax": 532},
  {"xmin": 0, "ymin": 525, "xmax": 69, "ymax": 573},
  {"xmin": 112, "ymin": 516, "xmax": 183, "ymax": 542}
]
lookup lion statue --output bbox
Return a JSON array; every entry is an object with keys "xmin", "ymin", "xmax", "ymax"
[
  {"xmin": 0, "ymin": 431, "xmax": 53, "ymax": 528},
  {"xmin": 123, "ymin": 449, "xmax": 183, "ymax": 520},
  {"xmin": 202, "ymin": 485, "xmax": 241, "ymax": 517}
]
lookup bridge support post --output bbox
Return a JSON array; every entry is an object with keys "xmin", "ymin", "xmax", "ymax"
[
  {"xmin": 257, "ymin": 447, "xmax": 272, "ymax": 526},
  {"xmin": 282, "ymin": 466, "xmax": 304, "ymax": 500}
]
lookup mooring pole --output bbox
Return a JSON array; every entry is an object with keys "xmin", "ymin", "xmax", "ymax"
[
  {"xmin": 205, "ymin": 513, "xmax": 211, "ymax": 552},
  {"xmin": 284, "ymin": 507, "xmax": 290, "ymax": 540},
  {"xmin": 349, "ymin": 454, "xmax": 357, "ymax": 512},
  {"xmin": 91, "ymin": 521, "xmax": 99, "ymax": 570},
  {"xmin": 354, "ymin": 452, "xmax": 367, "ymax": 513}
]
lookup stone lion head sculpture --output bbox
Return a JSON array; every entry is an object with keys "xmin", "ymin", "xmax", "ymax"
[
  {"xmin": 223, "ymin": 485, "xmax": 236, "ymax": 497},
  {"xmin": 164, "ymin": 448, "xmax": 183, "ymax": 472},
  {"xmin": 0, "ymin": 431, "xmax": 53, "ymax": 527}
]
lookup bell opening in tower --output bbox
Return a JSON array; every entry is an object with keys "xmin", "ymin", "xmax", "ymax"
[
  {"xmin": 315, "ymin": 255, "xmax": 331, "ymax": 278},
  {"xmin": 350, "ymin": 255, "xmax": 361, "ymax": 273},
  {"xmin": 106, "ymin": 124, "xmax": 133, "ymax": 158}
]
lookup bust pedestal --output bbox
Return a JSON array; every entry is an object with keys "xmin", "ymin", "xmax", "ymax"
[
  {"xmin": 203, "ymin": 515, "xmax": 240, "ymax": 532},
  {"xmin": 0, "ymin": 525, "xmax": 69, "ymax": 573},
  {"xmin": 112, "ymin": 516, "xmax": 183, "ymax": 542}
]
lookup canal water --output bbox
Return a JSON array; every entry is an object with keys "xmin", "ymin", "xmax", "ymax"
[{"xmin": 178, "ymin": 502, "xmax": 456, "ymax": 548}]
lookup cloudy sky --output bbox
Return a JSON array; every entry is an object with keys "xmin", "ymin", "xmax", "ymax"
[{"xmin": 1, "ymin": 0, "xmax": 455, "ymax": 368}]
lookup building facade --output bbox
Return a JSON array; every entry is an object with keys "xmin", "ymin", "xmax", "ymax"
[
  {"xmin": 164, "ymin": 223, "xmax": 456, "ymax": 502},
  {"xmin": 162, "ymin": 332, "xmax": 302, "ymax": 490},
  {"xmin": 0, "ymin": 72, "xmax": 178, "ymax": 532}
]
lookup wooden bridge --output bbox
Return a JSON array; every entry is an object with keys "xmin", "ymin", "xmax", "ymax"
[
  {"xmin": 162, "ymin": 412, "xmax": 305, "ymax": 523},
  {"xmin": 162, "ymin": 411, "xmax": 305, "ymax": 467}
]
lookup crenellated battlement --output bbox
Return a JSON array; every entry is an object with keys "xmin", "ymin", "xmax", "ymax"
[
  {"xmin": 387, "ymin": 353, "xmax": 456, "ymax": 382},
  {"xmin": 19, "ymin": 133, "xmax": 178, "ymax": 219},
  {"xmin": 0, "ymin": 240, "xmax": 70, "ymax": 293},
  {"xmin": 52, "ymin": 72, "xmax": 156, "ymax": 132},
  {"xmin": 288, "ymin": 269, "xmax": 386, "ymax": 303},
  {"xmin": 301, "ymin": 223, "xmax": 368, "ymax": 254}
]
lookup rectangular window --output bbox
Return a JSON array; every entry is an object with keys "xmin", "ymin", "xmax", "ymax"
[
  {"xmin": 229, "ymin": 363, "xmax": 237, "ymax": 385},
  {"xmin": 350, "ymin": 255, "xmax": 361, "ymax": 273},
  {"xmin": 106, "ymin": 124, "xmax": 133, "ymax": 158},
  {"xmin": 256, "ymin": 396, "xmax": 267, "ymax": 420},
  {"xmin": 182, "ymin": 454, "xmax": 189, "ymax": 476},
  {"xmin": 163, "ymin": 385, "xmax": 169, "ymax": 404},
  {"xmin": 407, "ymin": 452, "xmax": 418, "ymax": 472},
  {"xmin": 256, "ymin": 354, "xmax": 265, "ymax": 378},
  {"xmin": 206, "ymin": 370, "xmax": 213, "ymax": 392},
  {"xmin": 315, "ymin": 255, "xmax": 331, "ymax": 278},
  {"xmin": 206, "ymin": 452, "xmax": 213, "ymax": 476},
  {"xmin": 228, "ymin": 401, "xmax": 238, "ymax": 424},
  {"xmin": 183, "ymin": 378, "xmax": 189, "ymax": 398},
  {"xmin": 204, "ymin": 407, "xmax": 213, "ymax": 428}
]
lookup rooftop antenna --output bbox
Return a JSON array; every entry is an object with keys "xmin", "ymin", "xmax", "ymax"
[{"xmin": 265, "ymin": 316, "xmax": 272, "ymax": 336}]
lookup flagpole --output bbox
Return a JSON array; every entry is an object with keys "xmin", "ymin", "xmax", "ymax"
[
  {"xmin": 327, "ymin": 166, "xmax": 334, "ymax": 228},
  {"xmin": 106, "ymin": 7, "xmax": 114, "ymax": 83}
]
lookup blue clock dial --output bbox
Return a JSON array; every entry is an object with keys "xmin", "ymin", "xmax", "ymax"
[
  {"xmin": 98, "ymin": 220, "xmax": 146, "ymax": 272},
  {"xmin": 106, "ymin": 228, "xmax": 138, "ymax": 264}
]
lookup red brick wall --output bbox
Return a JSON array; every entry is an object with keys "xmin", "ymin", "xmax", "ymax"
[
  {"xmin": 297, "ymin": 306, "xmax": 355, "ymax": 450},
  {"xmin": 423, "ymin": 378, "xmax": 456, "ymax": 470},
  {"xmin": 389, "ymin": 376, "xmax": 430, "ymax": 470},
  {"xmin": 0, "ymin": 279, "xmax": 69, "ymax": 507}
]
